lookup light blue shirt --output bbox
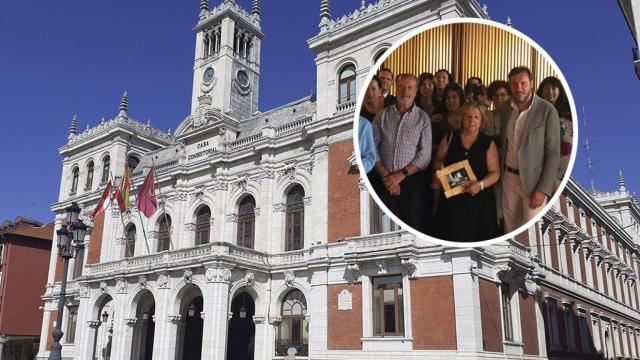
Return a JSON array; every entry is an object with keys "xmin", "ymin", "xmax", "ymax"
[{"xmin": 359, "ymin": 116, "xmax": 377, "ymax": 173}]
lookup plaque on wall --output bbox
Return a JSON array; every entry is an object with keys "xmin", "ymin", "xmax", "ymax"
[{"xmin": 338, "ymin": 289, "xmax": 352, "ymax": 311}]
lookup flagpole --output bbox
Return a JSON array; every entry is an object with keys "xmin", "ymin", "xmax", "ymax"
[
  {"xmin": 150, "ymin": 158, "xmax": 174, "ymax": 251},
  {"xmin": 110, "ymin": 171, "xmax": 128, "ymax": 237}
]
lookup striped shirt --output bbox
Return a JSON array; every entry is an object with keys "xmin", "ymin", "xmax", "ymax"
[{"xmin": 372, "ymin": 104, "xmax": 432, "ymax": 172}]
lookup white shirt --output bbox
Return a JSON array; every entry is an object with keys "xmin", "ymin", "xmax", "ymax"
[{"xmin": 505, "ymin": 95, "xmax": 537, "ymax": 169}]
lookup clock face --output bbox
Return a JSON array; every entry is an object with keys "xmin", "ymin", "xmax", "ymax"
[
  {"xmin": 203, "ymin": 67, "xmax": 215, "ymax": 84},
  {"xmin": 237, "ymin": 70, "xmax": 250, "ymax": 88}
]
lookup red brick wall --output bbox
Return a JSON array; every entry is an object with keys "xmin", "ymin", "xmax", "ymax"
[
  {"xmin": 578, "ymin": 246, "xmax": 587, "ymax": 285},
  {"xmin": 479, "ymin": 278, "xmax": 503, "ymax": 352},
  {"xmin": 514, "ymin": 230, "xmax": 529, "ymax": 247},
  {"xmin": 327, "ymin": 283, "xmax": 362, "ymax": 350},
  {"xmin": 0, "ymin": 239, "xmax": 50, "ymax": 336},
  {"xmin": 549, "ymin": 226, "xmax": 559, "ymax": 271},
  {"xmin": 519, "ymin": 291, "xmax": 539, "ymax": 355},
  {"xmin": 411, "ymin": 276, "xmax": 456, "ymax": 350},
  {"xmin": 86, "ymin": 212, "xmax": 104, "ymax": 264},
  {"xmin": 327, "ymin": 140, "xmax": 360, "ymax": 243},
  {"xmin": 559, "ymin": 195, "xmax": 568, "ymax": 216},
  {"xmin": 564, "ymin": 239, "xmax": 574, "ymax": 278},
  {"xmin": 54, "ymin": 256, "xmax": 64, "ymax": 282}
]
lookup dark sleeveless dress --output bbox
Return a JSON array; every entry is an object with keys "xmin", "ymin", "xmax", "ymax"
[{"xmin": 440, "ymin": 130, "xmax": 498, "ymax": 242}]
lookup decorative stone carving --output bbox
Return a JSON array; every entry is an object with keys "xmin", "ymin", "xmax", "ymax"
[
  {"xmin": 299, "ymin": 158, "xmax": 315, "ymax": 174},
  {"xmin": 226, "ymin": 214, "xmax": 239, "ymax": 223},
  {"xmin": 205, "ymin": 266, "xmax": 232, "ymax": 283},
  {"xmin": 124, "ymin": 318, "xmax": 137, "ymax": 325},
  {"xmin": 376, "ymin": 260, "xmax": 387, "ymax": 275},
  {"xmin": 277, "ymin": 162, "xmax": 297, "ymax": 182},
  {"xmin": 358, "ymin": 178, "xmax": 367, "ymax": 192},
  {"xmin": 259, "ymin": 168, "xmax": 275, "ymax": 181},
  {"xmin": 284, "ymin": 271, "xmax": 295, "ymax": 287},
  {"xmin": 87, "ymin": 320, "xmax": 101, "ymax": 328},
  {"xmin": 99, "ymin": 281, "xmax": 108, "ymax": 292},
  {"xmin": 138, "ymin": 275, "xmax": 147, "ymax": 288},
  {"xmin": 253, "ymin": 315, "xmax": 266, "ymax": 324},
  {"xmin": 168, "ymin": 315, "xmax": 183, "ymax": 323},
  {"xmin": 78, "ymin": 285, "xmax": 89, "ymax": 298},
  {"xmin": 254, "ymin": 207, "xmax": 261, "ymax": 217},
  {"xmin": 303, "ymin": 196, "xmax": 312, "ymax": 206},
  {"xmin": 115, "ymin": 280, "xmax": 127, "ymax": 294},
  {"xmin": 235, "ymin": 175, "xmax": 248, "ymax": 192},
  {"xmin": 183, "ymin": 269, "xmax": 194, "ymax": 283},
  {"xmin": 273, "ymin": 203, "xmax": 286, "ymax": 213},
  {"xmin": 245, "ymin": 272, "xmax": 255, "ymax": 286},
  {"xmin": 184, "ymin": 223, "xmax": 197, "ymax": 231},
  {"xmin": 194, "ymin": 186, "xmax": 206, "ymax": 200},
  {"xmin": 228, "ymin": 311, "xmax": 234, "ymax": 320},
  {"xmin": 157, "ymin": 274, "xmax": 169, "ymax": 288},
  {"xmin": 174, "ymin": 191, "xmax": 188, "ymax": 202},
  {"xmin": 212, "ymin": 178, "xmax": 228, "ymax": 191},
  {"xmin": 401, "ymin": 257, "xmax": 418, "ymax": 279},
  {"xmin": 269, "ymin": 316, "xmax": 282, "ymax": 325},
  {"xmin": 115, "ymin": 237, "xmax": 126, "ymax": 246}
]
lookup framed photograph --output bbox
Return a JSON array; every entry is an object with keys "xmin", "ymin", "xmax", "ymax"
[{"xmin": 436, "ymin": 160, "xmax": 477, "ymax": 198}]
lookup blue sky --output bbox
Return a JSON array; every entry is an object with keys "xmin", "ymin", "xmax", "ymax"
[{"xmin": 0, "ymin": 0, "xmax": 638, "ymax": 223}]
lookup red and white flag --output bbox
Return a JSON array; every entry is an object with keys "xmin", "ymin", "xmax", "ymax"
[
  {"xmin": 91, "ymin": 180, "xmax": 113, "ymax": 219},
  {"xmin": 135, "ymin": 168, "xmax": 157, "ymax": 218}
]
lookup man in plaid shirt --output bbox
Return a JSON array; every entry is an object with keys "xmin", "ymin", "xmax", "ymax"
[{"xmin": 372, "ymin": 73, "xmax": 432, "ymax": 231}]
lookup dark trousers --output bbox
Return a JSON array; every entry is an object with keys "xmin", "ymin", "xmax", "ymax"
[{"xmin": 375, "ymin": 171, "xmax": 429, "ymax": 233}]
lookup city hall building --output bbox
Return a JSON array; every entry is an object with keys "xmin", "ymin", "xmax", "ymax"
[{"xmin": 36, "ymin": 0, "xmax": 640, "ymax": 359}]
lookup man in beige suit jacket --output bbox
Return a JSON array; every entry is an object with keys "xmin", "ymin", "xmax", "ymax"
[{"xmin": 500, "ymin": 66, "xmax": 560, "ymax": 233}]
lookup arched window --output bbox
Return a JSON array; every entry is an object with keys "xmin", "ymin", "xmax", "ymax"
[
  {"xmin": 101, "ymin": 156, "xmax": 110, "ymax": 183},
  {"xmin": 237, "ymin": 196, "xmax": 255, "ymax": 249},
  {"xmin": 373, "ymin": 48, "xmax": 388, "ymax": 65},
  {"xmin": 127, "ymin": 155, "xmax": 140, "ymax": 174},
  {"xmin": 285, "ymin": 185, "xmax": 305, "ymax": 251},
  {"xmin": 195, "ymin": 207, "xmax": 211, "ymax": 245},
  {"xmin": 276, "ymin": 290, "xmax": 308, "ymax": 356},
  {"xmin": 85, "ymin": 161, "xmax": 94, "ymax": 190},
  {"xmin": 125, "ymin": 224, "xmax": 136, "ymax": 258},
  {"xmin": 70, "ymin": 167, "xmax": 79, "ymax": 194},
  {"xmin": 338, "ymin": 64, "xmax": 357, "ymax": 104},
  {"xmin": 157, "ymin": 215, "xmax": 171, "ymax": 252}
]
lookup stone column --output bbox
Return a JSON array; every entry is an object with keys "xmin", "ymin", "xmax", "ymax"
[
  {"xmin": 201, "ymin": 265, "xmax": 232, "ymax": 360},
  {"xmin": 308, "ymin": 270, "xmax": 328, "ymax": 356},
  {"xmin": 151, "ymin": 273, "xmax": 174, "ymax": 359},
  {"xmin": 73, "ymin": 286, "xmax": 94, "ymax": 359},
  {"xmin": 108, "ymin": 279, "xmax": 129, "ymax": 358},
  {"xmin": 450, "ymin": 251, "xmax": 483, "ymax": 351}
]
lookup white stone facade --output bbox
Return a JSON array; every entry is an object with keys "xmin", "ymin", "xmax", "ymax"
[{"xmin": 37, "ymin": 1, "xmax": 640, "ymax": 360}]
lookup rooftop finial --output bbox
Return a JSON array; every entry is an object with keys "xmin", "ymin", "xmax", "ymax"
[
  {"xmin": 360, "ymin": 0, "xmax": 366, "ymax": 11},
  {"xmin": 619, "ymin": 170, "xmax": 627, "ymax": 192},
  {"xmin": 506, "ymin": 16, "xmax": 512, "ymax": 27},
  {"xmin": 320, "ymin": 0, "xmax": 331, "ymax": 29},
  {"xmin": 200, "ymin": 0, "xmax": 209, "ymax": 14},
  {"xmin": 68, "ymin": 115, "xmax": 78, "ymax": 140},
  {"xmin": 482, "ymin": 4, "xmax": 489, "ymax": 17},
  {"xmin": 634, "ymin": 193, "xmax": 638, "ymax": 206},
  {"xmin": 252, "ymin": 0, "xmax": 260, "ymax": 16},
  {"xmin": 321, "ymin": 0, "xmax": 331, "ymax": 21},
  {"xmin": 118, "ymin": 90, "xmax": 128, "ymax": 118}
]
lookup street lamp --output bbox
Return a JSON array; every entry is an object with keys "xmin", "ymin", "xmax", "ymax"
[{"xmin": 49, "ymin": 202, "xmax": 87, "ymax": 360}]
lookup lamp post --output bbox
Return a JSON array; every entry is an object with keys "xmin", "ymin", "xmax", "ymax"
[{"xmin": 49, "ymin": 202, "xmax": 87, "ymax": 360}]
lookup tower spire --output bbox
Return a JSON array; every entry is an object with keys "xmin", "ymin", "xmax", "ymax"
[
  {"xmin": 252, "ymin": 0, "xmax": 260, "ymax": 16},
  {"xmin": 200, "ymin": 0, "xmax": 209, "ymax": 15},
  {"xmin": 118, "ymin": 90, "xmax": 128, "ymax": 118},
  {"xmin": 506, "ymin": 16, "xmax": 512, "ymax": 27},
  {"xmin": 619, "ymin": 170, "xmax": 627, "ymax": 192},
  {"xmin": 68, "ymin": 115, "xmax": 78, "ymax": 140}
]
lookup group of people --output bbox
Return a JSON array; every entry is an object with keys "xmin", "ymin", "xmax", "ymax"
[{"xmin": 358, "ymin": 66, "xmax": 573, "ymax": 242}]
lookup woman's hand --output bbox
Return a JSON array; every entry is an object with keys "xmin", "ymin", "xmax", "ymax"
[{"xmin": 464, "ymin": 181, "xmax": 482, "ymax": 196}]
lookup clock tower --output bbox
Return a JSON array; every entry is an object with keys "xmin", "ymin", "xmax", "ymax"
[{"xmin": 191, "ymin": 0, "xmax": 263, "ymax": 120}]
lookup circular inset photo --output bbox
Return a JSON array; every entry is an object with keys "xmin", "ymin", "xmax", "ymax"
[{"xmin": 354, "ymin": 18, "xmax": 578, "ymax": 247}]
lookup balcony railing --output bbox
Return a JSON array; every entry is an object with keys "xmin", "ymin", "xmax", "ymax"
[{"xmin": 275, "ymin": 339, "xmax": 308, "ymax": 357}]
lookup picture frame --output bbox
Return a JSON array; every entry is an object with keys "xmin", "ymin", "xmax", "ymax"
[{"xmin": 436, "ymin": 159, "xmax": 477, "ymax": 198}]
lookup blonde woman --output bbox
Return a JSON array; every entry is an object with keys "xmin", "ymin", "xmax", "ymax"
[{"xmin": 434, "ymin": 101, "xmax": 500, "ymax": 242}]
